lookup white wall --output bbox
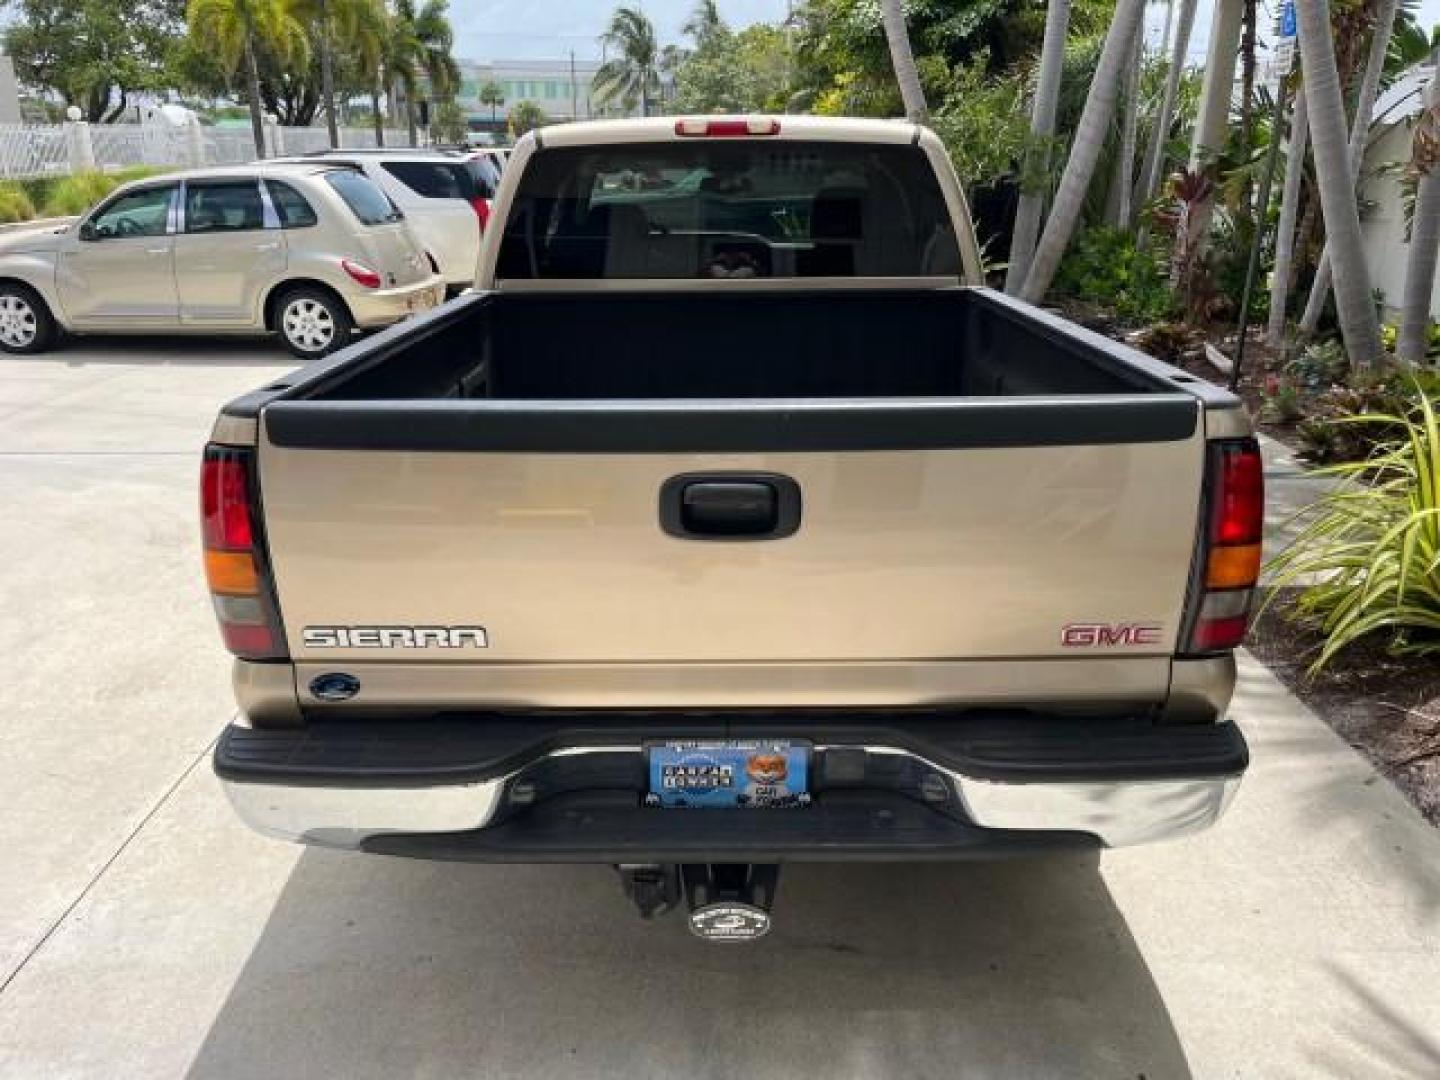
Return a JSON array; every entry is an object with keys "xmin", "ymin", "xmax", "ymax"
[{"xmin": 1360, "ymin": 118, "xmax": 1440, "ymax": 322}]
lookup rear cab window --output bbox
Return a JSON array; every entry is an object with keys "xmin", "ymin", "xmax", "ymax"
[
  {"xmin": 325, "ymin": 169, "xmax": 403, "ymax": 226},
  {"xmin": 496, "ymin": 141, "xmax": 960, "ymax": 280},
  {"xmin": 381, "ymin": 160, "xmax": 478, "ymax": 201}
]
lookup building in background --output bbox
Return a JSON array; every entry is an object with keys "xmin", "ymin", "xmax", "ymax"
[{"xmin": 456, "ymin": 58, "xmax": 608, "ymax": 138}]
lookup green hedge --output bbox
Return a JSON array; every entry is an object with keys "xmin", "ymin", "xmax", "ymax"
[{"xmin": 0, "ymin": 167, "xmax": 176, "ymax": 224}]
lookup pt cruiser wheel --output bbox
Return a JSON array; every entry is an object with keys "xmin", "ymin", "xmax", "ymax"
[
  {"xmin": 0, "ymin": 285, "xmax": 57, "ymax": 354},
  {"xmin": 277, "ymin": 288, "xmax": 352, "ymax": 358}
]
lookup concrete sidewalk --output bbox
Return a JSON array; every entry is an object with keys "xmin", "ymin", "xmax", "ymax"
[{"xmin": 1, "ymin": 350, "xmax": 1438, "ymax": 1078}]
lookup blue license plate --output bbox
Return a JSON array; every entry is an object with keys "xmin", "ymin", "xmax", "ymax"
[{"xmin": 646, "ymin": 741, "xmax": 810, "ymax": 809}]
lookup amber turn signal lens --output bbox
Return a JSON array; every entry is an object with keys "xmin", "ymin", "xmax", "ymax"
[
  {"xmin": 1206, "ymin": 543, "xmax": 1262, "ymax": 589},
  {"xmin": 205, "ymin": 549, "xmax": 259, "ymax": 595}
]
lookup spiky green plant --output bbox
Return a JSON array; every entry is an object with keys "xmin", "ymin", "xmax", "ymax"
[{"xmin": 1267, "ymin": 385, "xmax": 1440, "ymax": 670}]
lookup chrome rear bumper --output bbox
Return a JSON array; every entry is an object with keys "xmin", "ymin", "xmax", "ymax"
[{"xmin": 218, "ymin": 715, "xmax": 1246, "ymax": 855}]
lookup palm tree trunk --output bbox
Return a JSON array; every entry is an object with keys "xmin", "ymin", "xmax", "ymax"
[
  {"xmin": 406, "ymin": 98, "xmax": 417, "ymax": 147},
  {"xmin": 1294, "ymin": 0, "xmax": 1383, "ymax": 369},
  {"xmin": 1267, "ymin": 84, "xmax": 1310, "ymax": 346},
  {"xmin": 1239, "ymin": 0, "xmax": 1258, "ymax": 214},
  {"xmin": 1177, "ymin": 0, "xmax": 1244, "ymax": 272},
  {"xmin": 244, "ymin": 34, "xmax": 267, "ymax": 160},
  {"xmin": 372, "ymin": 83, "xmax": 385, "ymax": 146},
  {"xmin": 320, "ymin": 0, "xmax": 339, "ymax": 149},
  {"xmin": 880, "ymin": 0, "xmax": 928, "ymax": 122},
  {"xmin": 1106, "ymin": 22, "xmax": 1143, "ymax": 228},
  {"xmin": 1004, "ymin": 0, "xmax": 1071, "ymax": 295},
  {"xmin": 1019, "ymin": 0, "xmax": 1148, "ymax": 302},
  {"xmin": 1136, "ymin": 0, "xmax": 1199, "ymax": 209},
  {"xmin": 1297, "ymin": 0, "xmax": 1400, "ymax": 336},
  {"xmin": 1397, "ymin": 73, "xmax": 1440, "ymax": 366}
]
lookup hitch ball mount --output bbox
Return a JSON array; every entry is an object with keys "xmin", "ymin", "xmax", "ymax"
[{"xmin": 617, "ymin": 863, "xmax": 780, "ymax": 942}]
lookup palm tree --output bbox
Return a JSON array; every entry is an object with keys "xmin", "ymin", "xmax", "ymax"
[
  {"xmin": 479, "ymin": 80, "xmax": 505, "ymax": 122},
  {"xmin": 1019, "ymin": 0, "xmax": 1148, "ymax": 302},
  {"xmin": 1297, "ymin": 0, "xmax": 1401, "ymax": 337},
  {"xmin": 683, "ymin": 0, "xmax": 725, "ymax": 49},
  {"xmin": 595, "ymin": 7, "xmax": 660, "ymax": 117},
  {"xmin": 879, "ymin": 0, "xmax": 927, "ymax": 122},
  {"xmin": 1294, "ymin": 0, "xmax": 1383, "ymax": 369},
  {"xmin": 384, "ymin": 0, "xmax": 460, "ymax": 145},
  {"xmin": 1135, "ymin": 0, "xmax": 1199, "ymax": 209},
  {"xmin": 187, "ymin": 0, "xmax": 309, "ymax": 158},
  {"xmin": 1106, "ymin": 20, "xmax": 1143, "ymax": 227},
  {"xmin": 296, "ymin": 0, "xmax": 385, "ymax": 147},
  {"xmin": 1397, "ymin": 70, "xmax": 1440, "ymax": 366},
  {"xmin": 1177, "ymin": 0, "xmax": 1243, "ymax": 271},
  {"xmin": 1267, "ymin": 85, "xmax": 1310, "ymax": 346},
  {"xmin": 1004, "ymin": 0, "xmax": 1071, "ymax": 294}
]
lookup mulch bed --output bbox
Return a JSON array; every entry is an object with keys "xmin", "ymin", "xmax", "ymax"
[{"xmin": 1248, "ymin": 597, "xmax": 1440, "ymax": 826}]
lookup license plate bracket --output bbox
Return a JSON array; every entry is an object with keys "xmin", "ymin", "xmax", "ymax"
[{"xmin": 646, "ymin": 740, "xmax": 810, "ymax": 809}]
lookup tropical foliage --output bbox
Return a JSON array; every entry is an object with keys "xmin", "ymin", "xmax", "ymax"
[
  {"xmin": 595, "ymin": 6, "xmax": 662, "ymax": 116},
  {"xmin": 1269, "ymin": 387, "xmax": 1440, "ymax": 669}
]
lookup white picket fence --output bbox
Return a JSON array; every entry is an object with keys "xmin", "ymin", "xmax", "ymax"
[{"xmin": 0, "ymin": 121, "xmax": 414, "ymax": 179}]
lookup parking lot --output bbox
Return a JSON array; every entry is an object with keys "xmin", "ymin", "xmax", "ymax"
[{"xmin": 2, "ymin": 340, "xmax": 1439, "ymax": 1079}]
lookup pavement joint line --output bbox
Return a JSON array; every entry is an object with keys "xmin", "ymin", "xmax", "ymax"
[{"xmin": 0, "ymin": 735, "xmax": 219, "ymax": 1000}]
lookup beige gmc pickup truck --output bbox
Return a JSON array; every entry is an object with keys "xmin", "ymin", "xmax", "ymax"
[{"xmin": 206, "ymin": 116, "xmax": 1260, "ymax": 940}]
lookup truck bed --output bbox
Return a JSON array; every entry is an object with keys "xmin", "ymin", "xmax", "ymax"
[{"xmin": 267, "ymin": 286, "xmax": 1220, "ymax": 404}]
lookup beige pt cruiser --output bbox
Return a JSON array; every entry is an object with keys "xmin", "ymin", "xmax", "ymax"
[{"xmin": 0, "ymin": 162, "xmax": 446, "ymax": 358}]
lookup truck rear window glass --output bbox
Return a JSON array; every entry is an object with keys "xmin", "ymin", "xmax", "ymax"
[
  {"xmin": 496, "ymin": 142, "xmax": 961, "ymax": 279},
  {"xmin": 325, "ymin": 170, "xmax": 402, "ymax": 225},
  {"xmin": 381, "ymin": 161, "xmax": 478, "ymax": 200}
]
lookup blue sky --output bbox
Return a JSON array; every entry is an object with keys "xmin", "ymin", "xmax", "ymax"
[
  {"xmin": 452, "ymin": 0, "xmax": 1440, "ymax": 64},
  {"xmin": 453, "ymin": 1, "xmax": 794, "ymax": 61}
]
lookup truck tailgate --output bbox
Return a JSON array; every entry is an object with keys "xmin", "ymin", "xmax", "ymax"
[{"xmin": 256, "ymin": 398, "xmax": 1205, "ymax": 677}]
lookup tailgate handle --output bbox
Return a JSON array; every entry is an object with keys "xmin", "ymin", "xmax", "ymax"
[{"xmin": 659, "ymin": 473, "xmax": 801, "ymax": 541}]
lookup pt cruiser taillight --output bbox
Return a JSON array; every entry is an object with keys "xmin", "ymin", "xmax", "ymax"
[
  {"xmin": 201, "ymin": 444, "xmax": 287, "ymax": 660},
  {"xmin": 1182, "ymin": 438, "xmax": 1264, "ymax": 654}
]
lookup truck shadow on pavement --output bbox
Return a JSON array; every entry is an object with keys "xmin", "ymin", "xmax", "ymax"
[{"xmin": 186, "ymin": 851, "xmax": 1192, "ymax": 1079}]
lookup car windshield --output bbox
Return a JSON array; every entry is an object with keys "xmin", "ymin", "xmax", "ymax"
[
  {"xmin": 325, "ymin": 170, "xmax": 402, "ymax": 225},
  {"xmin": 495, "ymin": 141, "xmax": 960, "ymax": 280}
]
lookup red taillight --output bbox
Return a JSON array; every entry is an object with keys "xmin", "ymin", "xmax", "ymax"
[
  {"xmin": 201, "ymin": 455, "xmax": 253, "ymax": 549},
  {"xmin": 1212, "ymin": 444, "xmax": 1264, "ymax": 546},
  {"xmin": 1183, "ymin": 439, "xmax": 1265, "ymax": 655},
  {"xmin": 675, "ymin": 117, "xmax": 781, "ymax": 138},
  {"xmin": 201, "ymin": 445, "xmax": 286, "ymax": 661},
  {"xmin": 470, "ymin": 196, "xmax": 491, "ymax": 231},
  {"xmin": 341, "ymin": 259, "xmax": 382, "ymax": 289}
]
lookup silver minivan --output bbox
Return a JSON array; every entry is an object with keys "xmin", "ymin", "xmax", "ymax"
[{"xmin": 0, "ymin": 163, "xmax": 445, "ymax": 357}]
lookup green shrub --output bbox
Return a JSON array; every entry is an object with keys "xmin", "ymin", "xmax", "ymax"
[
  {"xmin": 1297, "ymin": 367, "xmax": 1440, "ymax": 463},
  {"xmin": 1054, "ymin": 227, "xmax": 1176, "ymax": 325},
  {"xmin": 0, "ymin": 183, "xmax": 37, "ymax": 223},
  {"xmin": 39, "ymin": 167, "xmax": 172, "ymax": 217},
  {"xmin": 1286, "ymin": 339, "xmax": 1349, "ymax": 389},
  {"xmin": 1268, "ymin": 385, "xmax": 1440, "ymax": 670},
  {"xmin": 1261, "ymin": 373, "xmax": 1303, "ymax": 423}
]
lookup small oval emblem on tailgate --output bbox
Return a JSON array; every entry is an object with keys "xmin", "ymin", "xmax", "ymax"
[{"xmin": 309, "ymin": 672, "xmax": 361, "ymax": 702}]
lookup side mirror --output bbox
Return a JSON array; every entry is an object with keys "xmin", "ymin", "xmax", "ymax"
[{"xmin": 78, "ymin": 220, "xmax": 96, "ymax": 242}]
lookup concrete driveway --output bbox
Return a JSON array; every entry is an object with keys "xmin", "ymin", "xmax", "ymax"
[{"xmin": 1, "ymin": 341, "xmax": 1438, "ymax": 1079}]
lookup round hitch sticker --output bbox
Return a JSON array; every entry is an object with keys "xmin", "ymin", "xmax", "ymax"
[{"xmin": 689, "ymin": 903, "xmax": 772, "ymax": 942}]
